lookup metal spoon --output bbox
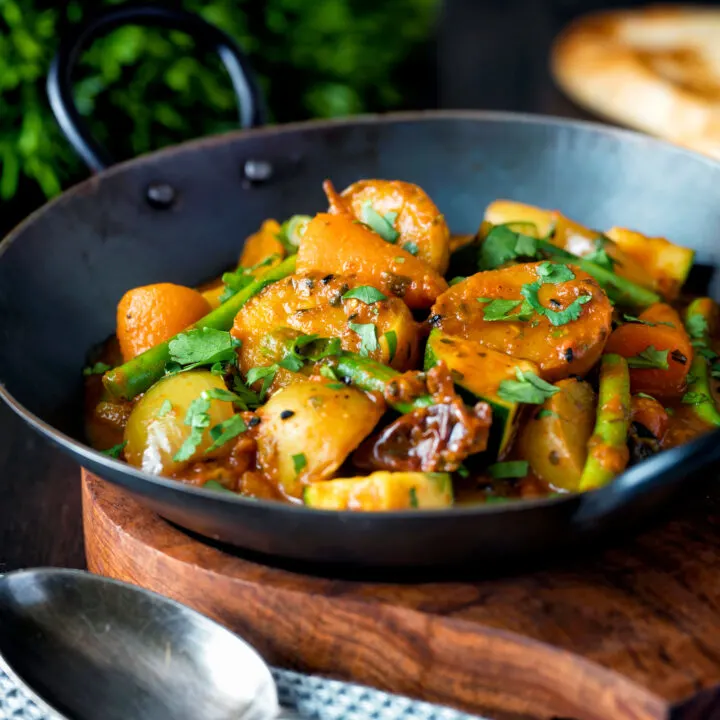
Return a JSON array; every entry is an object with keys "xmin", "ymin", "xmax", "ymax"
[{"xmin": 0, "ymin": 568, "xmax": 301, "ymax": 720}]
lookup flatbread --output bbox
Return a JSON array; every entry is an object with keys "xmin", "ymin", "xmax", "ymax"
[{"xmin": 551, "ymin": 5, "xmax": 720, "ymax": 158}]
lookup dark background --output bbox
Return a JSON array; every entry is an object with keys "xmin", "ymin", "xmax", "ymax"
[{"xmin": 0, "ymin": 0, "xmax": 704, "ymax": 571}]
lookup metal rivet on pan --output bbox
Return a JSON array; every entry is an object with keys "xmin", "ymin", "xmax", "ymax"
[
  {"xmin": 243, "ymin": 159, "xmax": 273, "ymax": 183},
  {"xmin": 146, "ymin": 182, "xmax": 177, "ymax": 209}
]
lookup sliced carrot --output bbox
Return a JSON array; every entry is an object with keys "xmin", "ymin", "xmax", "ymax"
[
  {"xmin": 296, "ymin": 213, "xmax": 448, "ymax": 309},
  {"xmin": 604, "ymin": 303, "xmax": 692, "ymax": 397}
]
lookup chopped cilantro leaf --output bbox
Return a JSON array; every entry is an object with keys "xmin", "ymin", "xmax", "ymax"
[
  {"xmin": 232, "ymin": 376, "xmax": 262, "ymax": 410},
  {"xmin": 292, "ymin": 452, "xmax": 307, "ymax": 474},
  {"xmin": 384, "ymin": 330, "xmax": 398, "ymax": 363},
  {"xmin": 686, "ymin": 313, "xmax": 709, "ymax": 339},
  {"xmin": 456, "ymin": 464, "xmax": 470, "ymax": 478},
  {"xmin": 168, "ymin": 328, "xmax": 240, "ymax": 372},
  {"xmin": 535, "ymin": 262, "xmax": 575, "ymax": 284},
  {"xmin": 325, "ymin": 383, "xmax": 346, "ymax": 390},
  {"xmin": 361, "ymin": 201, "xmax": 400, "ymax": 243},
  {"xmin": 219, "ymin": 255, "xmax": 279, "ymax": 303},
  {"xmin": 623, "ymin": 314, "xmax": 675, "ymax": 329},
  {"xmin": 342, "ymin": 286, "xmax": 388, "ymax": 304},
  {"xmin": 584, "ymin": 237, "xmax": 616, "ymax": 271},
  {"xmin": 479, "ymin": 297, "xmax": 534, "ymax": 322},
  {"xmin": 206, "ymin": 414, "xmax": 247, "ymax": 453},
  {"xmin": 488, "ymin": 460, "xmax": 529, "ymax": 479},
  {"xmin": 102, "ymin": 441, "xmax": 127, "ymax": 459},
  {"xmin": 203, "ymin": 480, "xmax": 235, "ymax": 494},
  {"xmin": 627, "ymin": 346, "xmax": 669, "ymax": 370},
  {"xmin": 402, "ymin": 241, "xmax": 420, "ymax": 256},
  {"xmin": 173, "ymin": 396, "xmax": 212, "ymax": 462},
  {"xmin": 498, "ymin": 368, "xmax": 560, "ymax": 404},
  {"xmin": 479, "ymin": 225, "xmax": 538, "ymax": 270},
  {"xmin": 83, "ymin": 361, "xmax": 111, "ymax": 377},
  {"xmin": 246, "ymin": 365, "xmax": 278, "ymax": 401},
  {"xmin": 157, "ymin": 399, "xmax": 173, "ymax": 417},
  {"xmin": 409, "ymin": 487, "xmax": 419, "ymax": 508},
  {"xmin": 682, "ymin": 392, "xmax": 710, "ymax": 405},
  {"xmin": 349, "ymin": 322, "xmax": 378, "ymax": 356},
  {"xmin": 449, "ymin": 276, "xmax": 466, "ymax": 285},
  {"xmin": 520, "ymin": 263, "xmax": 590, "ymax": 326}
]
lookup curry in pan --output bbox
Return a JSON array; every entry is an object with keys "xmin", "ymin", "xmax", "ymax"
[{"xmin": 84, "ymin": 179, "xmax": 719, "ymax": 509}]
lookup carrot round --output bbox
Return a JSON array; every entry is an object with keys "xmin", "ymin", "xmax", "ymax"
[
  {"xmin": 429, "ymin": 262, "xmax": 613, "ymax": 381},
  {"xmin": 296, "ymin": 213, "xmax": 448, "ymax": 309},
  {"xmin": 604, "ymin": 303, "xmax": 692, "ymax": 397}
]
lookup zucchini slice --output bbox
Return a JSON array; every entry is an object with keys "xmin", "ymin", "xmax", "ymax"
[
  {"xmin": 303, "ymin": 471, "xmax": 453, "ymax": 510},
  {"xmin": 424, "ymin": 329, "xmax": 539, "ymax": 458}
]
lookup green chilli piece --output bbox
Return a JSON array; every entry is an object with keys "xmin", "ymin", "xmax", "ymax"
[
  {"xmin": 104, "ymin": 255, "xmax": 297, "ymax": 400},
  {"xmin": 684, "ymin": 298, "xmax": 720, "ymax": 426},
  {"xmin": 333, "ymin": 354, "xmax": 433, "ymax": 414},
  {"xmin": 424, "ymin": 329, "xmax": 536, "ymax": 457},
  {"xmin": 578, "ymin": 354, "xmax": 631, "ymax": 492}
]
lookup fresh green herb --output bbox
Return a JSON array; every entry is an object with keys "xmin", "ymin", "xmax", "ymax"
[
  {"xmin": 277, "ymin": 335, "xmax": 342, "ymax": 372},
  {"xmin": 487, "ymin": 460, "xmax": 529, "ymax": 479},
  {"xmin": 537, "ymin": 409, "xmax": 559, "ymax": 419},
  {"xmin": 292, "ymin": 452, "xmax": 308, "ymax": 474},
  {"xmin": 203, "ymin": 387, "xmax": 245, "ymax": 405},
  {"xmin": 157, "ymin": 399, "xmax": 173, "ymax": 417},
  {"xmin": 520, "ymin": 263, "xmax": 591, "ymax": 327},
  {"xmin": 325, "ymin": 383, "xmax": 346, "ymax": 390},
  {"xmin": 278, "ymin": 353, "xmax": 305, "ymax": 372},
  {"xmin": 699, "ymin": 347, "xmax": 718, "ymax": 361},
  {"xmin": 361, "ymin": 200, "xmax": 400, "ymax": 243},
  {"xmin": 173, "ymin": 396, "xmax": 212, "ymax": 462},
  {"xmin": 479, "ymin": 225, "xmax": 538, "ymax": 270},
  {"xmin": 102, "ymin": 441, "xmax": 127, "ymax": 459},
  {"xmin": 402, "ymin": 241, "xmax": 419, "ymax": 256},
  {"xmin": 686, "ymin": 372, "xmax": 698, "ymax": 385},
  {"xmin": 342, "ymin": 286, "xmax": 388, "ymax": 304},
  {"xmin": 409, "ymin": 487, "xmax": 419, "ymax": 508},
  {"xmin": 623, "ymin": 314, "xmax": 675, "ymax": 329},
  {"xmin": 686, "ymin": 313, "xmax": 709, "ymax": 339},
  {"xmin": 584, "ymin": 237, "xmax": 615, "ymax": 271},
  {"xmin": 219, "ymin": 255, "xmax": 280, "ymax": 303},
  {"xmin": 349, "ymin": 322, "xmax": 378, "ymax": 356},
  {"xmin": 206, "ymin": 414, "xmax": 247, "ymax": 453},
  {"xmin": 682, "ymin": 392, "xmax": 710, "ymax": 405},
  {"xmin": 626, "ymin": 346, "xmax": 669, "ymax": 370},
  {"xmin": 319, "ymin": 365, "xmax": 340, "ymax": 380},
  {"xmin": 83, "ymin": 361, "xmax": 111, "ymax": 377},
  {"xmin": 203, "ymin": 480, "xmax": 235, "ymax": 494},
  {"xmin": 246, "ymin": 365, "xmax": 279, "ymax": 401},
  {"xmin": 449, "ymin": 276, "xmax": 466, "ymax": 286},
  {"xmin": 384, "ymin": 330, "xmax": 398, "ymax": 363},
  {"xmin": 231, "ymin": 376, "xmax": 263, "ymax": 410},
  {"xmin": 498, "ymin": 368, "xmax": 560, "ymax": 405},
  {"xmin": 478, "ymin": 297, "xmax": 534, "ymax": 322},
  {"xmin": 456, "ymin": 464, "xmax": 470, "ymax": 479},
  {"xmin": 636, "ymin": 392, "xmax": 656, "ymax": 400},
  {"xmin": 168, "ymin": 328, "xmax": 240, "ymax": 372}
]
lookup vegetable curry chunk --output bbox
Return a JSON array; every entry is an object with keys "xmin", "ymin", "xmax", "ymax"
[{"xmin": 84, "ymin": 181, "xmax": 716, "ymax": 509}]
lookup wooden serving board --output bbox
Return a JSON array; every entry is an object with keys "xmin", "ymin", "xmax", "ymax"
[{"xmin": 82, "ymin": 469, "xmax": 720, "ymax": 720}]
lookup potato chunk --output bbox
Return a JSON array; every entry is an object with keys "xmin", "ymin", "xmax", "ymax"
[{"xmin": 255, "ymin": 381, "xmax": 385, "ymax": 499}]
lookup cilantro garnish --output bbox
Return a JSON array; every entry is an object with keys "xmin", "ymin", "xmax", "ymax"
[
  {"xmin": 168, "ymin": 328, "xmax": 240, "ymax": 373},
  {"xmin": 246, "ymin": 365, "xmax": 278, "ymax": 401},
  {"xmin": 487, "ymin": 460, "xmax": 529, "ymax": 479},
  {"xmin": 342, "ymin": 286, "xmax": 388, "ymax": 304},
  {"xmin": 479, "ymin": 225, "xmax": 538, "ymax": 270},
  {"xmin": 686, "ymin": 313, "xmax": 709, "ymax": 339},
  {"xmin": 83, "ymin": 361, "xmax": 111, "ymax": 377},
  {"xmin": 478, "ymin": 297, "xmax": 534, "ymax": 322},
  {"xmin": 325, "ymin": 383, "xmax": 346, "ymax": 390},
  {"xmin": 520, "ymin": 263, "xmax": 591, "ymax": 327},
  {"xmin": 622, "ymin": 314, "xmax": 675, "ymax": 329},
  {"xmin": 682, "ymin": 392, "xmax": 710, "ymax": 406},
  {"xmin": 584, "ymin": 237, "xmax": 615, "ymax": 271},
  {"xmin": 292, "ymin": 452, "xmax": 307, "ymax": 474},
  {"xmin": 498, "ymin": 368, "xmax": 560, "ymax": 404},
  {"xmin": 384, "ymin": 330, "xmax": 398, "ymax": 362},
  {"xmin": 409, "ymin": 487, "xmax": 419, "ymax": 508},
  {"xmin": 536, "ymin": 409, "xmax": 559, "ymax": 420},
  {"xmin": 449, "ymin": 276, "xmax": 466, "ymax": 285},
  {"xmin": 173, "ymin": 396, "xmax": 212, "ymax": 462},
  {"xmin": 102, "ymin": 441, "xmax": 127, "ymax": 459},
  {"xmin": 456, "ymin": 464, "xmax": 470, "ymax": 479},
  {"xmin": 626, "ymin": 346, "xmax": 669, "ymax": 370},
  {"xmin": 349, "ymin": 322, "xmax": 378, "ymax": 356},
  {"xmin": 203, "ymin": 480, "xmax": 235, "ymax": 494},
  {"xmin": 219, "ymin": 255, "xmax": 279, "ymax": 303},
  {"xmin": 402, "ymin": 241, "xmax": 419, "ymax": 256},
  {"xmin": 157, "ymin": 399, "xmax": 173, "ymax": 418},
  {"xmin": 361, "ymin": 201, "xmax": 400, "ymax": 243},
  {"xmin": 206, "ymin": 414, "xmax": 247, "ymax": 453},
  {"xmin": 276, "ymin": 334, "xmax": 342, "ymax": 373}
]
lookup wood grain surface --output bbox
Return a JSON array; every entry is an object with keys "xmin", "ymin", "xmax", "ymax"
[{"xmin": 83, "ymin": 470, "xmax": 720, "ymax": 720}]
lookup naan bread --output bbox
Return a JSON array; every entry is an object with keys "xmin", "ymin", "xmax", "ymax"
[{"xmin": 551, "ymin": 5, "xmax": 720, "ymax": 158}]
